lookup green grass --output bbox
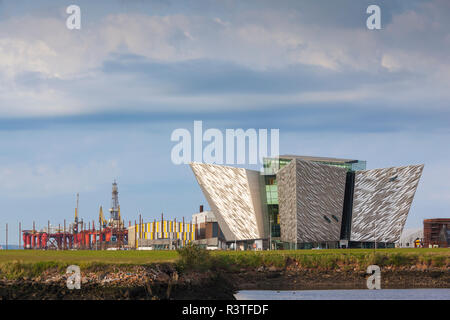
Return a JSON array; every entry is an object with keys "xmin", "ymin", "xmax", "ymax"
[
  {"xmin": 0, "ymin": 248, "xmax": 448, "ymax": 265},
  {"xmin": 0, "ymin": 248, "xmax": 448, "ymax": 279},
  {"xmin": 0, "ymin": 250, "xmax": 179, "ymax": 279},
  {"xmin": 209, "ymin": 248, "xmax": 450, "ymax": 270},
  {"xmin": 0, "ymin": 250, "xmax": 179, "ymax": 264}
]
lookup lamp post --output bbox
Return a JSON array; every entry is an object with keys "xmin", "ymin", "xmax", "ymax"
[
  {"xmin": 269, "ymin": 216, "xmax": 272, "ymax": 251},
  {"xmin": 374, "ymin": 211, "xmax": 377, "ymax": 252}
]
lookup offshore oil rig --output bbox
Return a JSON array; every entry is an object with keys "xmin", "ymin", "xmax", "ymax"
[{"xmin": 22, "ymin": 181, "xmax": 128, "ymax": 250}]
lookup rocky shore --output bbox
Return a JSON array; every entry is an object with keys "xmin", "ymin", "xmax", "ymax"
[{"xmin": 0, "ymin": 263, "xmax": 448, "ymax": 300}]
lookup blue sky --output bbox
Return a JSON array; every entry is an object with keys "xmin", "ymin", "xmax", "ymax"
[{"xmin": 0, "ymin": 0, "xmax": 449, "ymax": 244}]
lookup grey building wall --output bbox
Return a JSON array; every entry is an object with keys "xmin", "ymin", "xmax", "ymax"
[
  {"xmin": 350, "ymin": 164, "xmax": 424, "ymax": 242},
  {"xmin": 278, "ymin": 159, "xmax": 347, "ymax": 243},
  {"xmin": 246, "ymin": 170, "xmax": 270, "ymax": 240},
  {"xmin": 277, "ymin": 159, "xmax": 298, "ymax": 243}
]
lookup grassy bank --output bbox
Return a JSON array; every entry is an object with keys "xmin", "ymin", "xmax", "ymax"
[
  {"xmin": 208, "ymin": 248, "xmax": 450, "ymax": 271},
  {"xmin": 0, "ymin": 250, "xmax": 178, "ymax": 264},
  {"xmin": 0, "ymin": 248, "xmax": 448, "ymax": 279},
  {"xmin": 0, "ymin": 250, "xmax": 178, "ymax": 279}
]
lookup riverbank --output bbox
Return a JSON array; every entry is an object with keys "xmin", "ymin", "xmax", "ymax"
[
  {"xmin": 0, "ymin": 248, "xmax": 448, "ymax": 299},
  {"xmin": 0, "ymin": 265, "xmax": 448, "ymax": 300}
]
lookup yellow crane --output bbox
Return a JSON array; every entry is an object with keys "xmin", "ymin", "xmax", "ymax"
[
  {"xmin": 118, "ymin": 205, "xmax": 121, "ymax": 227},
  {"xmin": 99, "ymin": 206, "xmax": 106, "ymax": 227}
]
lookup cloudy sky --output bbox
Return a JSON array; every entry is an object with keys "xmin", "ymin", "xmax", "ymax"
[{"xmin": 0, "ymin": 0, "xmax": 449, "ymax": 244}]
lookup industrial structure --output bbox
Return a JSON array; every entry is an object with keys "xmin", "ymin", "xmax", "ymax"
[
  {"xmin": 190, "ymin": 155, "xmax": 424, "ymax": 250},
  {"xmin": 22, "ymin": 182, "xmax": 128, "ymax": 250},
  {"xmin": 423, "ymin": 219, "xmax": 450, "ymax": 248},
  {"xmin": 128, "ymin": 206, "xmax": 229, "ymax": 250},
  {"xmin": 128, "ymin": 213, "xmax": 196, "ymax": 250}
]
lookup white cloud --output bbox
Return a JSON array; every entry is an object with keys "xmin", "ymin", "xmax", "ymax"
[
  {"xmin": 0, "ymin": 38, "xmax": 57, "ymax": 77},
  {"xmin": 0, "ymin": 2, "xmax": 448, "ymax": 117}
]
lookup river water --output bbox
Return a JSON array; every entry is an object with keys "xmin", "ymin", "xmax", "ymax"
[{"xmin": 235, "ymin": 289, "xmax": 450, "ymax": 300}]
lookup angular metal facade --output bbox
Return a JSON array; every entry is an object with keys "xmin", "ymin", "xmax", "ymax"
[
  {"xmin": 190, "ymin": 158, "xmax": 424, "ymax": 246},
  {"xmin": 350, "ymin": 165, "xmax": 424, "ymax": 242},
  {"xmin": 277, "ymin": 159, "xmax": 297, "ymax": 243},
  {"xmin": 277, "ymin": 159, "xmax": 347, "ymax": 243},
  {"xmin": 190, "ymin": 162, "xmax": 268, "ymax": 241}
]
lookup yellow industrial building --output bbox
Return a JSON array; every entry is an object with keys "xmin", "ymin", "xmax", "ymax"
[{"xmin": 128, "ymin": 219, "xmax": 196, "ymax": 249}]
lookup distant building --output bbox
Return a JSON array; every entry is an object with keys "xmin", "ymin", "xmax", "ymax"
[
  {"xmin": 192, "ymin": 206, "xmax": 226, "ymax": 250},
  {"xmin": 128, "ymin": 215, "xmax": 196, "ymax": 250},
  {"xmin": 424, "ymin": 219, "xmax": 450, "ymax": 248},
  {"xmin": 398, "ymin": 228, "xmax": 423, "ymax": 248}
]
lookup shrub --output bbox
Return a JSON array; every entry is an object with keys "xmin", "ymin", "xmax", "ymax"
[
  {"xmin": 389, "ymin": 253, "xmax": 416, "ymax": 267},
  {"xmin": 431, "ymin": 256, "xmax": 446, "ymax": 268},
  {"xmin": 371, "ymin": 253, "xmax": 389, "ymax": 266},
  {"xmin": 0, "ymin": 261, "xmax": 66, "ymax": 279},
  {"xmin": 176, "ymin": 244, "xmax": 212, "ymax": 272}
]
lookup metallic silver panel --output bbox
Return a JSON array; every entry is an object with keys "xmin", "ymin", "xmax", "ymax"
[
  {"xmin": 278, "ymin": 159, "xmax": 347, "ymax": 243},
  {"xmin": 277, "ymin": 160, "xmax": 297, "ymax": 243},
  {"xmin": 350, "ymin": 165, "xmax": 424, "ymax": 242},
  {"xmin": 190, "ymin": 162, "xmax": 266, "ymax": 241}
]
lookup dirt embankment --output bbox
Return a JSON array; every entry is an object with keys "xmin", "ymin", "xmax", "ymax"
[
  {"xmin": 0, "ymin": 264, "xmax": 235, "ymax": 300},
  {"xmin": 0, "ymin": 263, "xmax": 449, "ymax": 300}
]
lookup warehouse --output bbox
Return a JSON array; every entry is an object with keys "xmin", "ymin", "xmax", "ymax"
[{"xmin": 128, "ymin": 214, "xmax": 196, "ymax": 250}]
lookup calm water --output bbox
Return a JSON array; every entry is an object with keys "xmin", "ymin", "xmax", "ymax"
[{"xmin": 235, "ymin": 289, "xmax": 450, "ymax": 300}]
